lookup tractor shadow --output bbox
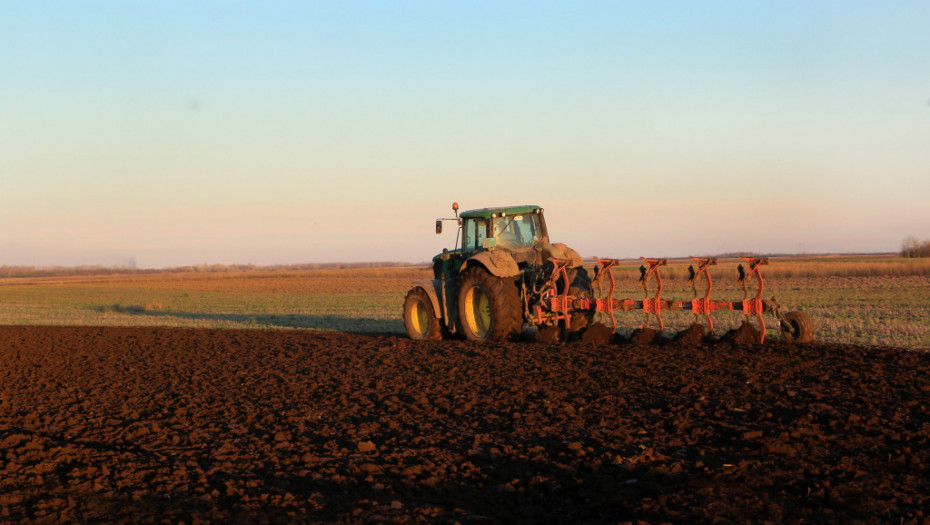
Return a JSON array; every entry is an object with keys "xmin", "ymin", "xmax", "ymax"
[{"xmin": 106, "ymin": 307, "xmax": 404, "ymax": 335}]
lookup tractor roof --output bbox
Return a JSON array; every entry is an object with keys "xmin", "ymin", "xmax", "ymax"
[{"xmin": 459, "ymin": 205, "xmax": 541, "ymax": 220}]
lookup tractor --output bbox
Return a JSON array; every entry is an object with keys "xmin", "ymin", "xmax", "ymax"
[{"xmin": 402, "ymin": 203, "xmax": 813, "ymax": 344}]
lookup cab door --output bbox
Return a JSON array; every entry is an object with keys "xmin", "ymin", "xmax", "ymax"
[{"xmin": 462, "ymin": 217, "xmax": 490, "ymax": 253}]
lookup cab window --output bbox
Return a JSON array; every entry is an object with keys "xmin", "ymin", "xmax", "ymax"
[
  {"xmin": 462, "ymin": 218, "xmax": 489, "ymax": 252},
  {"xmin": 493, "ymin": 214, "xmax": 541, "ymax": 249}
]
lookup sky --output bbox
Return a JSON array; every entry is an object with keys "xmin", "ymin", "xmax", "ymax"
[{"xmin": 2, "ymin": 1, "xmax": 929, "ymax": 268}]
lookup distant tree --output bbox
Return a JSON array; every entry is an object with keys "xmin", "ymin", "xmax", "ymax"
[{"xmin": 901, "ymin": 236, "xmax": 930, "ymax": 258}]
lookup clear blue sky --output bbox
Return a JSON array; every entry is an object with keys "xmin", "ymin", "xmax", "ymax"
[{"xmin": 2, "ymin": 1, "xmax": 929, "ymax": 267}]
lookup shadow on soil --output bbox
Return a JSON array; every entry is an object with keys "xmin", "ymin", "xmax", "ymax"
[
  {"xmin": 13, "ymin": 436, "xmax": 682, "ymax": 524},
  {"xmin": 123, "ymin": 309, "xmax": 404, "ymax": 335}
]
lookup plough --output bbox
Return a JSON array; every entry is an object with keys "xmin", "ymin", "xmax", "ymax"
[{"xmin": 541, "ymin": 256, "xmax": 813, "ymax": 344}]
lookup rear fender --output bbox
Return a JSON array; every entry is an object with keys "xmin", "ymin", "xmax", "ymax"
[
  {"xmin": 462, "ymin": 251, "xmax": 521, "ymax": 278},
  {"xmin": 412, "ymin": 280, "xmax": 443, "ymax": 318},
  {"xmin": 411, "ymin": 280, "xmax": 458, "ymax": 334},
  {"xmin": 541, "ymin": 242, "xmax": 584, "ymax": 268}
]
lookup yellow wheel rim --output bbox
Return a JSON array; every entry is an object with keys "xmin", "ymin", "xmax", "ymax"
[
  {"xmin": 410, "ymin": 300, "xmax": 430, "ymax": 338},
  {"xmin": 464, "ymin": 285, "xmax": 492, "ymax": 338}
]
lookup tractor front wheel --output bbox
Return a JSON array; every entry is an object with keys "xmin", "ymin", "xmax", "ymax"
[
  {"xmin": 403, "ymin": 287, "xmax": 443, "ymax": 340},
  {"xmin": 457, "ymin": 268, "xmax": 522, "ymax": 342}
]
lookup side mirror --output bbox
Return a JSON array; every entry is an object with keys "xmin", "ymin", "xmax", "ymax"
[{"xmin": 435, "ymin": 220, "xmax": 442, "ymax": 234}]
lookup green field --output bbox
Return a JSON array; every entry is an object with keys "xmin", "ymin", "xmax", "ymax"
[{"xmin": 1, "ymin": 258, "xmax": 928, "ymax": 349}]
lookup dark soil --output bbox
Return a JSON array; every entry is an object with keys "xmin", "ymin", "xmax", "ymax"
[
  {"xmin": 722, "ymin": 321, "xmax": 763, "ymax": 345},
  {"xmin": 629, "ymin": 327, "xmax": 661, "ymax": 345},
  {"xmin": 1, "ymin": 325, "xmax": 928, "ymax": 523},
  {"xmin": 673, "ymin": 323, "xmax": 707, "ymax": 346},
  {"xmin": 534, "ymin": 325, "xmax": 560, "ymax": 344},
  {"xmin": 580, "ymin": 322, "xmax": 614, "ymax": 345}
]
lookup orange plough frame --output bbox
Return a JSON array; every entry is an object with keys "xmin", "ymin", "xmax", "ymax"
[{"xmin": 544, "ymin": 256, "xmax": 782, "ymax": 343}]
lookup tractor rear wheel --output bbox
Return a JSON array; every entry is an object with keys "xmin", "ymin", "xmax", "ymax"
[
  {"xmin": 781, "ymin": 310, "xmax": 814, "ymax": 343},
  {"xmin": 403, "ymin": 287, "xmax": 443, "ymax": 340},
  {"xmin": 457, "ymin": 268, "xmax": 522, "ymax": 342}
]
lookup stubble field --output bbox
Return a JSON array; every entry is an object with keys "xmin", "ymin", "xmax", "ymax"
[
  {"xmin": 2, "ymin": 256, "xmax": 929, "ymax": 349},
  {"xmin": 1, "ymin": 257, "xmax": 929, "ymax": 523}
]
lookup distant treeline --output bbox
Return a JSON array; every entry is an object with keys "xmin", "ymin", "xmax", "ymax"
[
  {"xmin": 902, "ymin": 237, "xmax": 930, "ymax": 258},
  {"xmin": 0, "ymin": 261, "xmax": 426, "ymax": 279}
]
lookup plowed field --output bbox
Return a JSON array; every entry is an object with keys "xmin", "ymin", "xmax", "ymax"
[{"xmin": 1, "ymin": 325, "xmax": 928, "ymax": 523}]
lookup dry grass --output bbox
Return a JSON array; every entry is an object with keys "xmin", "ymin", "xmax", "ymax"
[
  {"xmin": 749, "ymin": 256, "xmax": 930, "ymax": 278},
  {"xmin": 598, "ymin": 255, "xmax": 930, "ymax": 280},
  {"xmin": 0, "ymin": 261, "xmax": 423, "ymax": 279},
  {"xmin": 594, "ymin": 257, "xmax": 930, "ymax": 349},
  {"xmin": 1, "ymin": 257, "xmax": 927, "ymax": 349},
  {"xmin": 0, "ymin": 267, "xmax": 430, "ymax": 333}
]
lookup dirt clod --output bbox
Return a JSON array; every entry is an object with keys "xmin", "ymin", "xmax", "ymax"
[
  {"xmin": 674, "ymin": 323, "xmax": 707, "ymax": 346},
  {"xmin": 723, "ymin": 321, "xmax": 762, "ymax": 345},
  {"xmin": 535, "ymin": 325, "xmax": 560, "ymax": 344},
  {"xmin": 630, "ymin": 327, "xmax": 661, "ymax": 345},
  {"xmin": 581, "ymin": 322, "xmax": 615, "ymax": 345}
]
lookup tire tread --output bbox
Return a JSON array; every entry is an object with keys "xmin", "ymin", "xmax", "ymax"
[{"xmin": 457, "ymin": 268, "xmax": 522, "ymax": 341}]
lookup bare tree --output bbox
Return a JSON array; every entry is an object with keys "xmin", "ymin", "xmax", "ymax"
[{"xmin": 901, "ymin": 236, "xmax": 930, "ymax": 258}]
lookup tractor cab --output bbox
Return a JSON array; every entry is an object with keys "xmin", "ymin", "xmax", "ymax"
[
  {"xmin": 461, "ymin": 206, "xmax": 546, "ymax": 253},
  {"xmin": 432, "ymin": 204, "xmax": 548, "ymax": 280}
]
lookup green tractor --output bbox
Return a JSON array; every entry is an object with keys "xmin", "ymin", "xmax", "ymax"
[{"xmin": 402, "ymin": 203, "xmax": 593, "ymax": 342}]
